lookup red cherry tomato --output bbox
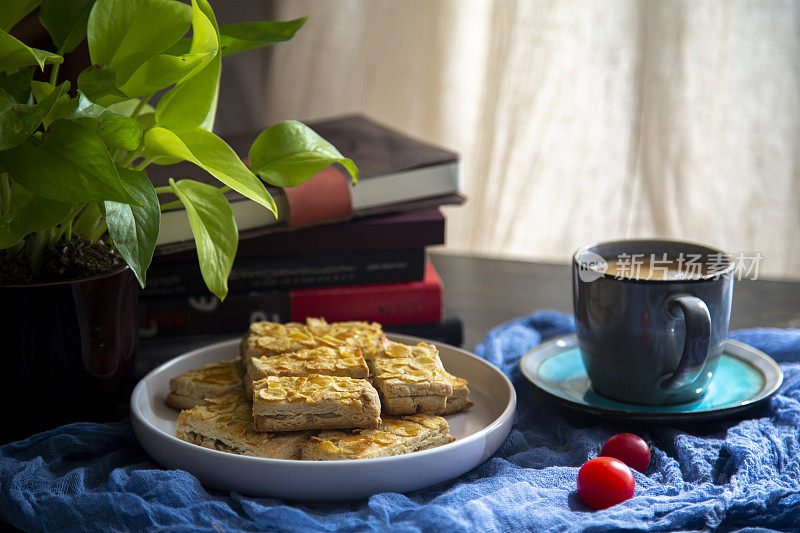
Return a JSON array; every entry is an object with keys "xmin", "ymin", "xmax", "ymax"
[
  {"xmin": 577, "ymin": 457, "xmax": 635, "ymax": 510},
  {"xmin": 600, "ymin": 433, "xmax": 651, "ymax": 473}
]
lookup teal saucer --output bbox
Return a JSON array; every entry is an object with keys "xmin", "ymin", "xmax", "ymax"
[{"xmin": 519, "ymin": 335, "xmax": 783, "ymax": 422}]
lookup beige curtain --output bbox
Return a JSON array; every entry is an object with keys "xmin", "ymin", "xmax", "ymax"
[{"xmin": 221, "ymin": 0, "xmax": 800, "ymax": 280}]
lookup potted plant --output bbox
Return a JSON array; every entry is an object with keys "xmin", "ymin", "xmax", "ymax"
[{"xmin": 0, "ymin": 0, "xmax": 357, "ymax": 441}]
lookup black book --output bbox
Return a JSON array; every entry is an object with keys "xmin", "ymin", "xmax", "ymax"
[
  {"xmin": 138, "ymin": 312, "xmax": 464, "ymax": 348},
  {"xmin": 142, "ymin": 247, "xmax": 425, "ymax": 298}
]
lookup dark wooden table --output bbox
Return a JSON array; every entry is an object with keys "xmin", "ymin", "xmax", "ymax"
[
  {"xmin": 139, "ymin": 253, "xmax": 800, "ymax": 372},
  {"xmin": 429, "ymin": 253, "xmax": 800, "ymax": 350}
]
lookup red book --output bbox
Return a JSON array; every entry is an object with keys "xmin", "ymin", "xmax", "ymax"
[{"xmin": 290, "ymin": 259, "xmax": 442, "ymax": 325}]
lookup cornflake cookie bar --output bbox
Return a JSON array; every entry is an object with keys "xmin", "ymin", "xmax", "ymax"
[
  {"xmin": 370, "ymin": 340, "xmax": 453, "ymax": 414},
  {"xmin": 252, "ymin": 375, "xmax": 381, "ymax": 432},
  {"xmin": 243, "ymin": 345, "xmax": 370, "ymax": 397},
  {"xmin": 176, "ymin": 393, "xmax": 307, "ymax": 459},
  {"xmin": 240, "ymin": 321, "xmax": 319, "ymax": 359},
  {"xmin": 301, "ymin": 414, "xmax": 454, "ymax": 460},
  {"xmin": 166, "ymin": 358, "xmax": 244, "ymax": 410},
  {"xmin": 240, "ymin": 318, "xmax": 384, "ymax": 361},
  {"xmin": 305, "ymin": 318, "xmax": 384, "ymax": 359},
  {"xmin": 442, "ymin": 374, "xmax": 474, "ymax": 415}
]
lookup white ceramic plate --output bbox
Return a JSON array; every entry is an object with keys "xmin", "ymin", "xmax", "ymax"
[{"xmin": 131, "ymin": 334, "xmax": 516, "ymax": 501}]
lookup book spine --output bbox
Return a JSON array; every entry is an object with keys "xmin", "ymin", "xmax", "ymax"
[
  {"xmin": 141, "ymin": 248, "xmax": 425, "ymax": 298},
  {"xmin": 155, "ymin": 208, "xmax": 445, "ymax": 261},
  {"xmin": 138, "ymin": 261, "xmax": 444, "ymax": 337},
  {"xmin": 138, "ymin": 293, "xmax": 291, "ymax": 338},
  {"xmin": 289, "ymin": 261, "xmax": 442, "ymax": 326}
]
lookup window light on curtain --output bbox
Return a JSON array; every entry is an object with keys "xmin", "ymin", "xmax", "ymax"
[{"xmin": 217, "ymin": 0, "xmax": 800, "ymax": 280}]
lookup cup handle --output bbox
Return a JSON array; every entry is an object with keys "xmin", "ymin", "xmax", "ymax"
[{"xmin": 660, "ymin": 294, "xmax": 712, "ymax": 391}]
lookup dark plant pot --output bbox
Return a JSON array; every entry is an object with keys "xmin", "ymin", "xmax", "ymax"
[{"xmin": 0, "ymin": 266, "xmax": 138, "ymax": 443}]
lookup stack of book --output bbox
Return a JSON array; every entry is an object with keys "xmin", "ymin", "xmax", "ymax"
[{"xmin": 138, "ymin": 116, "xmax": 465, "ymax": 346}]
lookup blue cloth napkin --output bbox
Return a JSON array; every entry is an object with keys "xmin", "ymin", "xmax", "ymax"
[{"xmin": 2, "ymin": 311, "xmax": 800, "ymax": 532}]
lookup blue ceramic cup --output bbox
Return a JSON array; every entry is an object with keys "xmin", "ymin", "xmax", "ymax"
[{"xmin": 572, "ymin": 240, "xmax": 735, "ymax": 406}]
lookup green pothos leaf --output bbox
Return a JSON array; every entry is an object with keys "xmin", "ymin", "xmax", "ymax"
[
  {"xmin": 104, "ymin": 166, "xmax": 159, "ymax": 286},
  {"xmin": 67, "ymin": 92, "xmax": 144, "ymax": 151},
  {"xmin": 155, "ymin": 0, "xmax": 220, "ymax": 131},
  {"xmin": 0, "ymin": 0, "xmax": 41, "ymax": 32},
  {"xmin": 0, "ymin": 28, "xmax": 62, "ymax": 74},
  {"xmin": 0, "ymin": 185, "xmax": 71, "ymax": 249},
  {"xmin": 0, "ymin": 119, "xmax": 137, "ymax": 203},
  {"xmin": 86, "ymin": 0, "xmax": 192, "ymax": 84},
  {"xmin": 39, "ymin": 0, "xmax": 96, "ymax": 54},
  {"xmin": 168, "ymin": 178, "xmax": 237, "ymax": 300},
  {"xmin": 248, "ymin": 120, "xmax": 358, "ymax": 187},
  {"xmin": 0, "ymin": 80, "xmax": 67, "ymax": 150},
  {"xmin": 144, "ymin": 126, "xmax": 276, "ymax": 214}
]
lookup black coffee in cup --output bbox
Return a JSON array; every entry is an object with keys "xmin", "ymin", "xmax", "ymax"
[
  {"xmin": 602, "ymin": 258, "xmax": 709, "ymax": 280},
  {"xmin": 573, "ymin": 240, "xmax": 734, "ymax": 406}
]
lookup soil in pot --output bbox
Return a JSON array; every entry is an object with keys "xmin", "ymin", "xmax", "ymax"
[{"xmin": 0, "ymin": 235, "xmax": 123, "ymax": 284}]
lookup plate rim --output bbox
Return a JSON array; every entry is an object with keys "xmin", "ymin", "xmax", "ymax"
[
  {"xmin": 518, "ymin": 334, "xmax": 783, "ymax": 421},
  {"xmin": 131, "ymin": 333, "xmax": 517, "ymax": 466}
]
